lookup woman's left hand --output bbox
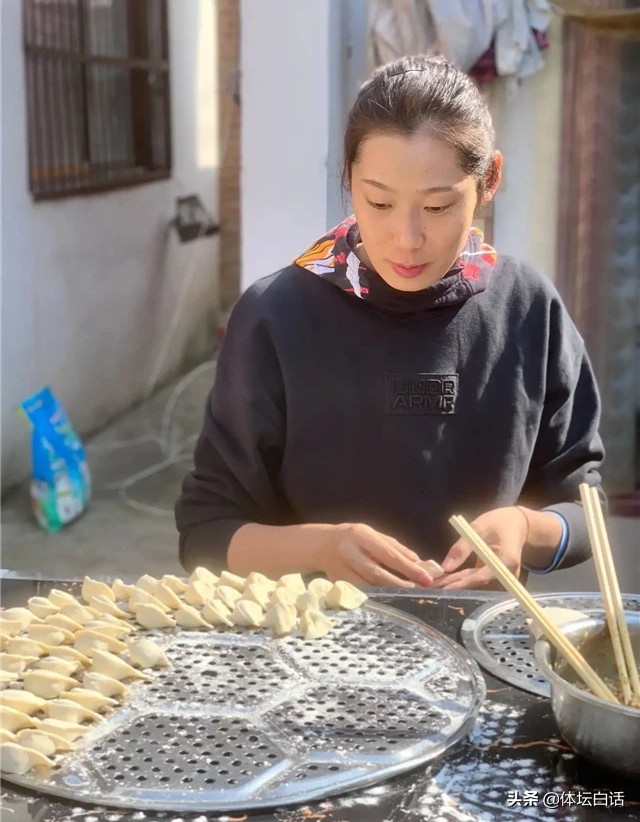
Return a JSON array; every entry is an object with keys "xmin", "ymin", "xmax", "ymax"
[{"xmin": 432, "ymin": 506, "xmax": 528, "ymax": 590}]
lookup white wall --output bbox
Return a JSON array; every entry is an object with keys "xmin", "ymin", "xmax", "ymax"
[
  {"xmin": 486, "ymin": 15, "xmax": 564, "ymax": 282},
  {"xmin": 240, "ymin": 0, "xmax": 332, "ymax": 289},
  {"xmin": 1, "ymin": 0, "xmax": 220, "ymax": 491}
]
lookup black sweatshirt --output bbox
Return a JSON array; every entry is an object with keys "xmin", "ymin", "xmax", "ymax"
[{"xmin": 176, "ymin": 219, "xmax": 605, "ymax": 573}]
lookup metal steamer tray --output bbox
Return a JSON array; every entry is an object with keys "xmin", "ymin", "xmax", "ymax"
[
  {"xmin": 5, "ymin": 602, "xmax": 485, "ymax": 813},
  {"xmin": 461, "ymin": 592, "xmax": 640, "ymax": 697}
]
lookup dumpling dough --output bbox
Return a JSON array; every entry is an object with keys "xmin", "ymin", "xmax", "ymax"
[
  {"xmin": 419, "ymin": 559, "xmax": 445, "ymax": 579},
  {"xmin": 300, "ymin": 608, "xmax": 333, "ymax": 639},
  {"xmin": 27, "ymin": 624, "xmax": 74, "ymax": 646},
  {"xmin": 295, "ymin": 591, "xmax": 321, "ymax": 613},
  {"xmin": 74, "ymin": 629, "xmax": 128, "ymax": 656},
  {"xmin": 245, "ymin": 571, "xmax": 277, "ymax": 592},
  {"xmin": 174, "ymin": 604, "xmax": 212, "ymax": 629},
  {"xmin": 63, "ymin": 688, "xmax": 118, "ymax": 712},
  {"xmin": 127, "ymin": 638, "xmax": 171, "ymax": 669},
  {"xmin": 230, "ymin": 599, "xmax": 265, "ymax": 628},
  {"xmin": 129, "ymin": 587, "xmax": 169, "ymax": 612},
  {"xmin": 112, "ymin": 578, "xmax": 136, "ymax": 600},
  {"xmin": 60, "ymin": 603, "xmax": 101, "ymax": 625},
  {"xmin": 325, "ymin": 581, "xmax": 368, "ymax": 610},
  {"xmin": 0, "ymin": 618, "xmax": 24, "ymax": 638},
  {"xmin": 0, "ymin": 670, "xmax": 19, "ymax": 689},
  {"xmin": 38, "ymin": 657, "xmax": 82, "ymax": 677},
  {"xmin": 6, "ymin": 638, "xmax": 49, "ymax": 658},
  {"xmin": 153, "ymin": 582, "xmax": 182, "ymax": 610},
  {"xmin": 47, "ymin": 589, "xmax": 78, "ymax": 608},
  {"xmin": 0, "ymin": 654, "xmax": 38, "ymax": 673},
  {"xmin": 45, "ymin": 613, "xmax": 84, "ymax": 633},
  {"xmin": 89, "ymin": 649, "xmax": 150, "ymax": 681},
  {"xmin": 83, "ymin": 620, "xmax": 133, "ymax": 637},
  {"xmin": 0, "ymin": 729, "xmax": 17, "ymax": 744},
  {"xmin": 218, "ymin": 570, "xmax": 245, "ymax": 592},
  {"xmin": 527, "ymin": 606, "xmax": 589, "ymax": 641},
  {"xmin": 36, "ymin": 718, "xmax": 90, "ymax": 742},
  {"xmin": 276, "ymin": 573, "xmax": 306, "ymax": 595},
  {"xmin": 268, "ymin": 588, "xmax": 297, "ymax": 608},
  {"xmin": 81, "ymin": 576, "xmax": 116, "ymax": 604},
  {"xmin": 0, "ymin": 706, "xmax": 38, "ymax": 732},
  {"xmin": 135, "ymin": 574, "xmax": 160, "ymax": 594},
  {"xmin": 45, "ymin": 698, "xmax": 101, "ymax": 724},
  {"xmin": 202, "ymin": 600, "xmax": 233, "ymax": 627},
  {"xmin": 1, "ymin": 607, "xmax": 38, "ymax": 631},
  {"xmin": 47, "ymin": 646, "xmax": 92, "ymax": 668},
  {"xmin": 190, "ymin": 566, "xmax": 220, "ymax": 587},
  {"xmin": 17, "ymin": 728, "xmax": 75, "ymax": 754},
  {"xmin": 82, "ymin": 671, "xmax": 130, "ymax": 698},
  {"xmin": 28, "ymin": 597, "xmax": 59, "ymax": 619},
  {"xmin": 161, "ymin": 574, "xmax": 188, "ymax": 594},
  {"xmin": 243, "ymin": 583, "xmax": 271, "ymax": 609},
  {"xmin": 0, "ymin": 742, "xmax": 54, "ymax": 774},
  {"xmin": 263, "ymin": 603, "xmax": 297, "ymax": 637},
  {"xmin": 1, "ymin": 690, "xmax": 48, "ymax": 714},
  {"xmin": 183, "ymin": 580, "xmax": 215, "ymax": 608},
  {"xmin": 132, "ymin": 603, "xmax": 176, "ymax": 630},
  {"xmin": 213, "ymin": 585, "xmax": 243, "ymax": 610},
  {"xmin": 23, "ymin": 670, "xmax": 77, "ymax": 699},
  {"xmin": 88, "ymin": 596, "xmax": 129, "ymax": 619}
]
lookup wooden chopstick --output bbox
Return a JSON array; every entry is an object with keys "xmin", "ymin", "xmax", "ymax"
[
  {"xmin": 581, "ymin": 483, "xmax": 640, "ymax": 702},
  {"xmin": 449, "ymin": 514, "xmax": 620, "ymax": 703}
]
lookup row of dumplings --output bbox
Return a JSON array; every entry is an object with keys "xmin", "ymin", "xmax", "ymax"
[{"xmin": 0, "ymin": 570, "xmax": 367, "ymax": 776}]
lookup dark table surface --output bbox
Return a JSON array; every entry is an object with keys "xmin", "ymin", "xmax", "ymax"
[{"xmin": 1, "ymin": 577, "xmax": 638, "ymax": 822}]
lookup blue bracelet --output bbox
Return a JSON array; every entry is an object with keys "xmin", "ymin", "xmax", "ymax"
[{"xmin": 523, "ymin": 512, "xmax": 569, "ymax": 575}]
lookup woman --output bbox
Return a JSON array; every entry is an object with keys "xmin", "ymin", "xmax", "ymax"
[{"xmin": 176, "ymin": 55, "xmax": 604, "ymax": 590}]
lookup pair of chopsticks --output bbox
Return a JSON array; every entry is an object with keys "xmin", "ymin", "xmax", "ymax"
[
  {"xmin": 579, "ymin": 482, "xmax": 640, "ymax": 706},
  {"xmin": 449, "ymin": 513, "xmax": 620, "ymax": 704}
]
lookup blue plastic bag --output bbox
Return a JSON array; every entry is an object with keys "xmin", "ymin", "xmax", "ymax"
[{"xmin": 19, "ymin": 387, "xmax": 91, "ymax": 533}]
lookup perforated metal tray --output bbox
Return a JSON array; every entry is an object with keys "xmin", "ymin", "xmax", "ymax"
[
  {"xmin": 461, "ymin": 592, "xmax": 640, "ymax": 697},
  {"xmin": 4, "ymin": 602, "xmax": 485, "ymax": 812}
]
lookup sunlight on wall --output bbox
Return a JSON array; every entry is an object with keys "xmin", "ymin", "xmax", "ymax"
[{"xmin": 197, "ymin": 0, "xmax": 218, "ymax": 169}]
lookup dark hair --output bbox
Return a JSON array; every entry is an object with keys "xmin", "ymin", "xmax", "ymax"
[{"xmin": 343, "ymin": 55, "xmax": 496, "ymax": 195}]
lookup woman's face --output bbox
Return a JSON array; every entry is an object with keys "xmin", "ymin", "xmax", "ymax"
[{"xmin": 350, "ymin": 129, "xmax": 497, "ymax": 291}]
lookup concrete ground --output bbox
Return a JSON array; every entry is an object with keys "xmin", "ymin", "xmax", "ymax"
[{"xmin": 1, "ymin": 360, "xmax": 638, "ymax": 594}]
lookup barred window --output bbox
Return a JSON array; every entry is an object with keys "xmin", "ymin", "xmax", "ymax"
[{"xmin": 24, "ymin": 0, "xmax": 171, "ymax": 200}]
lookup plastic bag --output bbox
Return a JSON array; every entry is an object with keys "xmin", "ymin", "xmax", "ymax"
[{"xmin": 19, "ymin": 387, "xmax": 91, "ymax": 533}]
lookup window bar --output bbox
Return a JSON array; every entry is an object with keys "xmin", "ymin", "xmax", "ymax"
[
  {"xmin": 52, "ymin": 0, "xmax": 70, "ymax": 193},
  {"xmin": 161, "ymin": 0, "xmax": 171, "ymax": 170},
  {"xmin": 46, "ymin": 3, "xmax": 62, "ymax": 194},
  {"xmin": 67, "ymin": 0, "xmax": 84, "ymax": 191},
  {"xmin": 77, "ymin": 0, "xmax": 93, "ymax": 187},
  {"xmin": 37, "ymin": 3, "xmax": 56, "ymax": 195}
]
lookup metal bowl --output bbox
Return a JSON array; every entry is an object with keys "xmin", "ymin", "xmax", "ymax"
[{"xmin": 534, "ymin": 613, "xmax": 640, "ymax": 778}]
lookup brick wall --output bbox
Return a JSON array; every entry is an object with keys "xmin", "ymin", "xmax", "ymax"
[{"xmin": 217, "ymin": 0, "xmax": 241, "ymax": 319}]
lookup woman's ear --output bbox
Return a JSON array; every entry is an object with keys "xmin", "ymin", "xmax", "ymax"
[{"xmin": 481, "ymin": 151, "xmax": 503, "ymax": 204}]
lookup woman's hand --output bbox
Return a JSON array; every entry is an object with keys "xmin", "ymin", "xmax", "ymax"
[
  {"xmin": 432, "ymin": 507, "xmax": 529, "ymax": 590},
  {"xmin": 320, "ymin": 523, "xmax": 434, "ymax": 588}
]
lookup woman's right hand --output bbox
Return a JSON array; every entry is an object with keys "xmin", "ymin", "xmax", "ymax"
[{"xmin": 320, "ymin": 523, "xmax": 435, "ymax": 588}]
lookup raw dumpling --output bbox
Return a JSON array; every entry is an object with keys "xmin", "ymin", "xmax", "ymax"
[
  {"xmin": 268, "ymin": 588, "xmax": 297, "ymax": 608},
  {"xmin": 0, "ymin": 653, "xmax": 38, "ymax": 673},
  {"xmin": 38, "ymin": 657, "xmax": 81, "ymax": 677},
  {"xmin": 189, "ymin": 566, "xmax": 219, "ymax": 587},
  {"xmin": 132, "ymin": 603, "xmax": 176, "ymax": 630},
  {"xmin": 47, "ymin": 589, "xmax": 78, "ymax": 608},
  {"xmin": 27, "ymin": 624, "xmax": 74, "ymax": 646},
  {"xmin": 307, "ymin": 578, "xmax": 333, "ymax": 599},
  {"xmin": 183, "ymin": 580, "xmax": 215, "ymax": 608},
  {"xmin": 300, "ymin": 608, "xmax": 333, "ymax": 639},
  {"xmin": 243, "ymin": 584, "xmax": 271, "ymax": 609},
  {"xmin": 263, "ymin": 603, "xmax": 297, "ymax": 636},
  {"xmin": 47, "ymin": 646, "xmax": 92, "ymax": 668},
  {"xmin": 82, "ymin": 671, "xmax": 130, "ymax": 698},
  {"xmin": 213, "ymin": 585, "xmax": 243, "ymax": 610},
  {"xmin": 230, "ymin": 599, "xmax": 265, "ymax": 628},
  {"xmin": 152, "ymin": 582, "xmax": 182, "ymax": 610},
  {"xmin": 201, "ymin": 600, "xmax": 233, "ymax": 627},
  {"xmin": 325, "ymin": 581, "xmax": 368, "ymax": 610},
  {"xmin": 419, "ymin": 559, "xmax": 445, "ymax": 579},
  {"xmin": 0, "ymin": 706, "xmax": 38, "ymax": 732},
  {"xmin": 112, "ymin": 578, "xmax": 136, "ymax": 600},
  {"xmin": 36, "ymin": 718, "xmax": 90, "ymax": 742},
  {"xmin": 74, "ymin": 629, "xmax": 128, "ymax": 655},
  {"xmin": 1, "ymin": 607, "xmax": 38, "ymax": 631},
  {"xmin": 174, "ymin": 604, "xmax": 212, "ymax": 630},
  {"xmin": 28, "ymin": 597, "xmax": 59, "ymax": 619},
  {"xmin": 0, "ymin": 691, "xmax": 47, "ymax": 715},
  {"xmin": 295, "ymin": 591, "xmax": 321, "ymax": 613},
  {"xmin": 0, "ymin": 670, "xmax": 19, "ymax": 689},
  {"xmin": 23, "ymin": 670, "xmax": 77, "ymax": 699},
  {"xmin": 160, "ymin": 574, "xmax": 188, "ymax": 594},
  {"xmin": 81, "ymin": 576, "xmax": 116, "ymax": 604},
  {"xmin": 6, "ymin": 638, "xmax": 49, "ymax": 658},
  {"xmin": 59, "ymin": 603, "xmax": 101, "ymax": 625},
  {"xmin": 88, "ymin": 596, "xmax": 129, "ymax": 619},
  {"xmin": 45, "ymin": 613, "xmax": 84, "ymax": 633},
  {"xmin": 276, "ymin": 573, "xmax": 306, "ymax": 595},
  {"xmin": 45, "ymin": 698, "xmax": 101, "ymax": 724},
  {"xmin": 0, "ymin": 618, "xmax": 24, "ymax": 638},
  {"xmin": 17, "ymin": 728, "xmax": 75, "ymax": 754},
  {"xmin": 245, "ymin": 571, "xmax": 277, "ymax": 591},
  {"xmin": 0, "ymin": 729, "xmax": 17, "ymax": 744},
  {"xmin": 83, "ymin": 619, "xmax": 133, "ymax": 637},
  {"xmin": 527, "ymin": 606, "xmax": 589, "ymax": 641},
  {"xmin": 63, "ymin": 688, "xmax": 118, "ymax": 712},
  {"xmin": 89, "ymin": 649, "xmax": 150, "ymax": 681},
  {"xmin": 135, "ymin": 574, "xmax": 160, "ymax": 594},
  {"xmin": 218, "ymin": 570, "xmax": 245, "ymax": 591},
  {"xmin": 0, "ymin": 742, "xmax": 54, "ymax": 774},
  {"xmin": 127, "ymin": 638, "xmax": 171, "ymax": 669},
  {"xmin": 129, "ymin": 587, "xmax": 169, "ymax": 612}
]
